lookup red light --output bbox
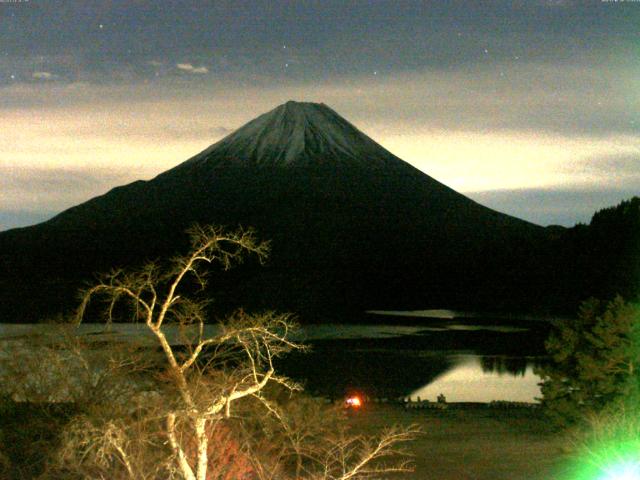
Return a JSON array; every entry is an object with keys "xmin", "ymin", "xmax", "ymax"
[{"xmin": 346, "ymin": 396, "xmax": 362, "ymax": 407}]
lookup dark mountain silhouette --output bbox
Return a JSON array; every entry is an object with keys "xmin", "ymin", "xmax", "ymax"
[
  {"xmin": 0, "ymin": 101, "xmax": 553, "ymax": 322},
  {"xmin": 544, "ymin": 197, "xmax": 640, "ymax": 309}
]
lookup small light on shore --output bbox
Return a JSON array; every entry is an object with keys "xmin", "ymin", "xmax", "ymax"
[{"xmin": 346, "ymin": 396, "xmax": 362, "ymax": 408}]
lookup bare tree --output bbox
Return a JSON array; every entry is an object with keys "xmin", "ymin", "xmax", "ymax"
[{"xmin": 61, "ymin": 225, "xmax": 420, "ymax": 480}]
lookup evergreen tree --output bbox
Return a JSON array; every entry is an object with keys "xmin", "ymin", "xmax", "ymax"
[{"xmin": 537, "ymin": 296, "xmax": 640, "ymax": 426}]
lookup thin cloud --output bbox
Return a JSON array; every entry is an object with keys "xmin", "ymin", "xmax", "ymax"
[
  {"xmin": 176, "ymin": 63, "xmax": 208, "ymax": 74},
  {"xmin": 211, "ymin": 126, "xmax": 232, "ymax": 137},
  {"xmin": 32, "ymin": 71, "xmax": 53, "ymax": 80},
  {"xmin": 559, "ymin": 153, "xmax": 640, "ymax": 186},
  {"xmin": 469, "ymin": 187, "xmax": 639, "ymax": 227},
  {"xmin": 576, "ymin": 154, "xmax": 640, "ymax": 174},
  {"xmin": 0, "ymin": 167, "xmax": 132, "ymax": 214},
  {"xmin": 0, "ymin": 210, "xmax": 55, "ymax": 232}
]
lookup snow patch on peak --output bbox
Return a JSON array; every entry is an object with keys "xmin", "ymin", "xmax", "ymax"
[{"xmin": 185, "ymin": 101, "xmax": 403, "ymax": 169}]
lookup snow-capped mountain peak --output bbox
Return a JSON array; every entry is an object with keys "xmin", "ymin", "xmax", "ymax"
[{"xmin": 183, "ymin": 101, "xmax": 400, "ymax": 168}]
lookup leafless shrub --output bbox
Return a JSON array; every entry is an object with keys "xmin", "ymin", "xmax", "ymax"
[
  {"xmin": 0, "ymin": 325, "xmax": 161, "ymax": 406},
  {"xmin": 7, "ymin": 225, "xmax": 418, "ymax": 480}
]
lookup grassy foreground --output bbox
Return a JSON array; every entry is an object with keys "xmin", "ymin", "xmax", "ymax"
[
  {"xmin": 347, "ymin": 403, "xmax": 570, "ymax": 480},
  {"xmin": 2, "ymin": 400, "xmax": 572, "ymax": 479}
]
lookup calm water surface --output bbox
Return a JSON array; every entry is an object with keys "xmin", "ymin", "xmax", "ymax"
[
  {"xmin": 407, "ymin": 355, "xmax": 541, "ymax": 403},
  {"xmin": 0, "ymin": 314, "xmax": 551, "ymax": 403}
]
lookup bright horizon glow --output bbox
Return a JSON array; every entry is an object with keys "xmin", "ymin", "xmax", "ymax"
[
  {"xmin": 380, "ymin": 130, "xmax": 640, "ymax": 192},
  {"xmin": 3, "ymin": 105, "xmax": 637, "ymax": 222}
]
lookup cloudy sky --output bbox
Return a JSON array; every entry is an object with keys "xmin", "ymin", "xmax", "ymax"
[{"xmin": 1, "ymin": 0, "xmax": 638, "ymax": 230}]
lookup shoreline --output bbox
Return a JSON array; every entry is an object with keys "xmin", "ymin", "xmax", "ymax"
[{"xmin": 348, "ymin": 403, "xmax": 569, "ymax": 480}]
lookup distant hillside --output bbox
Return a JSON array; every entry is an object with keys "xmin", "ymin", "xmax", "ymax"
[
  {"xmin": 545, "ymin": 196, "xmax": 640, "ymax": 309},
  {"xmin": 0, "ymin": 102, "xmax": 566, "ymax": 323}
]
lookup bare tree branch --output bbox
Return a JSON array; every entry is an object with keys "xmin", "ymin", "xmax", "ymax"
[{"xmin": 57, "ymin": 225, "xmax": 419, "ymax": 480}]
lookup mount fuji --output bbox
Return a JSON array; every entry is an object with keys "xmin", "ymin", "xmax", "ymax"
[{"xmin": 0, "ymin": 101, "xmax": 550, "ymax": 322}]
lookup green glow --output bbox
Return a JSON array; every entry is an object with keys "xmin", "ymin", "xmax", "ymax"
[
  {"xmin": 567, "ymin": 440, "xmax": 640, "ymax": 480},
  {"xmin": 599, "ymin": 461, "xmax": 640, "ymax": 480}
]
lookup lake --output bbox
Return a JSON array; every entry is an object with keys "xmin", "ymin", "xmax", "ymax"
[
  {"xmin": 277, "ymin": 315, "xmax": 551, "ymax": 403},
  {"xmin": 0, "ymin": 313, "xmax": 552, "ymax": 403}
]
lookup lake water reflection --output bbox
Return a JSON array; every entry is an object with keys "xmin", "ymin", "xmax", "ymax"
[
  {"xmin": 0, "ymin": 318, "xmax": 551, "ymax": 403},
  {"xmin": 277, "ymin": 319, "xmax": 550, "ymax": 402},
  {"xmin": 407, "ymin": 355, "xmax": 542, "ymax": 403}
]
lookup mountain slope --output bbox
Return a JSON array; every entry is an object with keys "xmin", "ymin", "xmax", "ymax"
[
  {"xmin": 176, "ymin": 101, "xmax": 401, "ymax": 168},
  {"xmin": 0, "ymin": 101, "xmax": 548, "ymax": 322}
]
